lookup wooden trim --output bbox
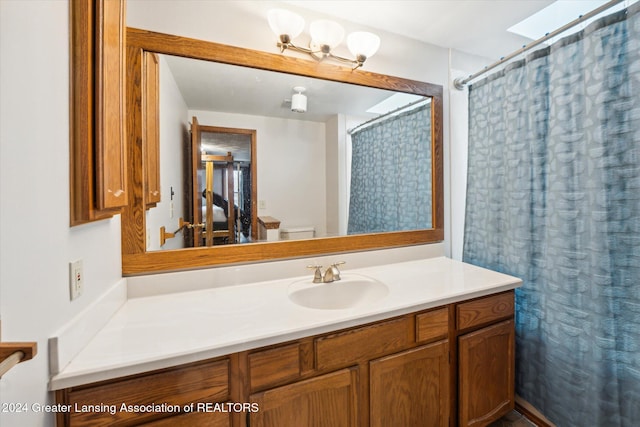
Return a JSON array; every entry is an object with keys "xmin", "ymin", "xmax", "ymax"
[
  {"xmin": 0, "ymin": 342, "xmax": 37, "ymax": 377},
  {"xmin": 69, "ymin": 0, "xmax": 94, "ymax": 225},
  {"xmin": 123, "ymin": 229, "xmax": 442, "ymax": 275},
  {"xmin": 515, "ymin": 395, "xmax": 557, "ymax": 427},
  {"xmin": 201, "ymin": 154, "xmax": 234, "ymax": 163},
  {"xmin": 204, "ymin": 161, "xmax": 214, "ymax": 246},
  {"xmin": 0, "ymin": 342, "xmax": 37, "ymax": 363},
  {"xmin": 122, "ymin": 28, "xmax": 444, "ymax": 275},
  {"xmin": 126, "ymin": 28, "xmax": 443, "ymax": 96},
  {"xmin": 190, "ymin": 117, "xmax": 201, "ymax": 247},
  {"xmin": 258, "ymin": 216, "xmax": 281, "ymax": 229},
  {"xmin": 448, "ymin": 304, "xmax": 458, "ymax": 427}
]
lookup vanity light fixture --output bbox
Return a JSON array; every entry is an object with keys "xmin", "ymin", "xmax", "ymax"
[
  {"xmin": 291, "ymin": 86, "xmax": 307, "ymax": 113},
  {"xmin": 267, "ymin": 8, "xmax": 380, "ymax": 70}
]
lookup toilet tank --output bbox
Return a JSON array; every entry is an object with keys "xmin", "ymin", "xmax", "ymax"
[{"xmin": 280, "ymin": 226, "xmax": 315, "ymax": 240}]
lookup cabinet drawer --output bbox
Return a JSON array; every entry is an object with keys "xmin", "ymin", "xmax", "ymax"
[
  {"xmin": 249, "ymin": 343, "xmax": 301, "ymax": 391},
  {"xmin": 456, "ymin": 291, "xmax": 514, "ymax": 330},
  {"xmin": 416, "ymin": 307, "xmax": 449, "ymax": 343},
  {"xmin": 315, "ymin": 316, "xmax": 413, "ymax": 370},
  {"xmin": 65, "ymin": 358, "xmax": 229, "ymax": 426}
]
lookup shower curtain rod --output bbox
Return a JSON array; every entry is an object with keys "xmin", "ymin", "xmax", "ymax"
[
  {"xmin": 453, "ymin": 0, "xmax": 625, "ymax": 90},
  {"xmin": 347, "ymin": 97, "xmax": 430, "ymax": 135}
]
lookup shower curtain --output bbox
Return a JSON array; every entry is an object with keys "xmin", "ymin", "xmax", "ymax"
[
  {"xmin": 463, "ymin": 5, "xmax": 640, "ymax": 426},
  {"xmin": 348, "ymin": 103, "xmax": 432, "ymax": 234}
]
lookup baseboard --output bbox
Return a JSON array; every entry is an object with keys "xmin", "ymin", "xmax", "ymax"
[{"xmin": 515, "ymin": 395, "xmax": 556, "ymax": 427}]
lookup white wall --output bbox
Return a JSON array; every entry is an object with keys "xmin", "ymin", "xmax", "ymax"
[
  {"xmin": 0, "ymin": 2, "xmax": 123, "ymax": 426},
  {"xmin": 448, "ymin": 51, "xmax": 495, "ymax": 259},
  {"xmin": 0, "ymin": 1, "xmax": 490, "ymax": 425},
  {"xmin": 146, "ymin": 56, "xmax": 189, "ymax": 251},
  {"xmin": 325, "ymin": 115, "xmax": 342, "ymax": 236},
  {"xmin": 190, "ymin": 110, "xmax": 327, "ymax": 236}
]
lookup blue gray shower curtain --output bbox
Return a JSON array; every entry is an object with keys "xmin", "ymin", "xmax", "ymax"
[
  {"xmin": 463, "ymin": 5, "xmax": 640, "ymax": 426},
  {"xmin": 348, "ymin": 103, "xmax": 432, "ymax": 234}
]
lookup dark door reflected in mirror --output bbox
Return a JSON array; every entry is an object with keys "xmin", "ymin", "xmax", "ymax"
[{"xmin": 189, "ymin": 120, "xmax": 257, "ymax": 248}]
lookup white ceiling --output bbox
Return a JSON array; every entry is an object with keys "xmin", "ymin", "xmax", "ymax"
[{"xmin": 164, "ymin": 54, "xmax": 408, "ymax": 123}]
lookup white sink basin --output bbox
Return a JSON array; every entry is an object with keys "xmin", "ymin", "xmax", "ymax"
[{"xmin": 288, "ymin": 274, "xmax": 389, "ymax": 310}]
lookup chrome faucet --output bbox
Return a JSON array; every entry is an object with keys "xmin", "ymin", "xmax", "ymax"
[
  {"xmin": 324, "ymin": 261, "xmax": 345, "ymax": 282},
  {"xmin": 307, "ymin": 262, "xmax": 345, "ymax": 283},
  {"xmin": 307, "ymin": 265, "xmax": 324, "ymax": 283}
]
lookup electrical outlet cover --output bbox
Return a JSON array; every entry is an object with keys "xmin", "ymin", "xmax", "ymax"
[{"xmin": 69, "ymin": 259, "xmax": 84, "ymax": 300}]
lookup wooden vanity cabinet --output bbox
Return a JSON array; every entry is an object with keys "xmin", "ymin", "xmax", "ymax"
[
  {"xmin": 456, "ymin": 292, "xmax": 516, "ymax": 427},
  {"xmin": 246, "ymin": 309, "xmax": 450, "ymax": 427},
  {"xmin": 55, "ymin": 291, "xmax": 516, "ymax": 427}
]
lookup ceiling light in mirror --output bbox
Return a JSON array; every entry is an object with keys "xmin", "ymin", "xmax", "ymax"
[{"xmin": 291, "ymin": 86, "xmax": 307, "ymax": 113}]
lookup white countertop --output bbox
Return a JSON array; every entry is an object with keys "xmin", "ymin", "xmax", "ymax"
[{"xmin": 49, "ymin": 257, "xmax": 521, "ymax": 390}]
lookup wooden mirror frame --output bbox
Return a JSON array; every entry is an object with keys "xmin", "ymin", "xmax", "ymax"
[{"xmin": 121, "ymin": 28, "xmax": 443, "ymax": 275}]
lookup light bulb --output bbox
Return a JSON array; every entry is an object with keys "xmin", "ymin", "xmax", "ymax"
[
  {"xmin": 309, "ymin": 20, "xmax": 345, "ymax": 49},
  {"xmin": 267, "ymin": 9, "xmax": 305, "ymax": 40},
  {"xmin": 347, "ymin": 32, "xmax": 380, "ymax": 59}
]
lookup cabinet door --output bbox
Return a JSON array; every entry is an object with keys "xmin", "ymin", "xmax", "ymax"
[
  {"xmin": 94, "ymin": 0, "xmax": 127, "ymax": 210},
  {"xmin": 70, "ymin": 0, "xmax": 127, "ymax": 224},
  {"xmin": 458, "ymin": 319, "xmax": 515, "ymax": 427},
  {"xmin": 370, "ymin": 341, "xmax": 450, "ymax": 427},
  {"xmin": 249, "ymin": 367, "xmax": 358, "ymax": 427},
  {"xmin": 144, "ymin": 51, "xmax": 161, "ymax": 208}
]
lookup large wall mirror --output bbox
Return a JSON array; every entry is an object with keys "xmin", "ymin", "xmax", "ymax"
[{"xmin": 122, "ymin": 28, "xmax": 443, "ymax": 275}]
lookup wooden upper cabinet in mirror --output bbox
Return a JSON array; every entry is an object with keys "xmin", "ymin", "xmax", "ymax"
[
  {"xmin": 70, "ymin": 0, "xmax": 127, "ymax": 225},
  {"xmin": 144, "ymin": 51, "xmax": 161, "ymax": 209},
  {"xmin": 121, "ymin": 28, "xmax": 443, "ymax": 275}
]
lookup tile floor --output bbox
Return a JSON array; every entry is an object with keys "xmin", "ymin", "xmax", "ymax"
[{"xmin": 489, "ymin": 410, "xmax": 538, "ymax": 427}]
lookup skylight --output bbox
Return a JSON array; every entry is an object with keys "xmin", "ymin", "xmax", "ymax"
[
  {"xmin": 507, "ymin": 0, "xmax": 631, "ymax": 42},
  {"xmin": 366, "ymin": 93, "xmax": 425, "ymax": 115}
]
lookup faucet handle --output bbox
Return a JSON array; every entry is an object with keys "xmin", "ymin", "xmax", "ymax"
[
  {"xmin": 330, "ymin": 261, "xmax": 346, "ymax": 281},
  {"xmin": 306, "ymin": 265, "xmax": 323, "ymax": 283}
]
